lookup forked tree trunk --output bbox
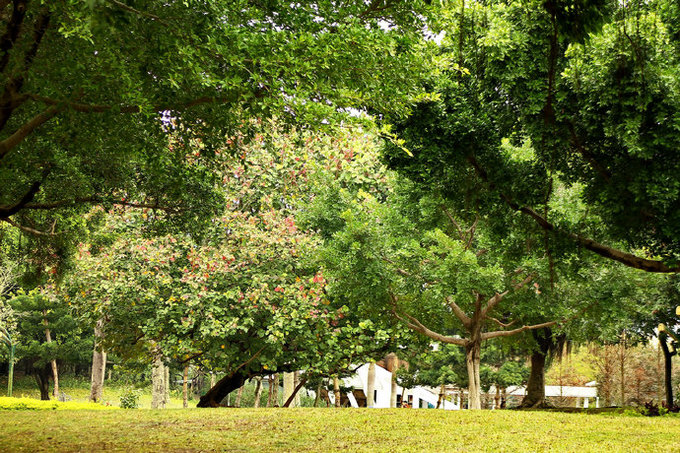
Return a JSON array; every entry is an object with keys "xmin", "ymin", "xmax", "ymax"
[
  {"xmin": 465, "ymin": 342, "xmax": 482, "ymax": 410},
  {"xmin": 366, "ymin": 363, "xmax": 376, "ymax": 408},
  {"xmin": 89, "ymin": 320, "xmax": 107, "ymax": 403}
]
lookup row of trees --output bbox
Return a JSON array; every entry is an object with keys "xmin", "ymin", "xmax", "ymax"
[{"xmin": 1, "ymin": 0, "xmax": 679, "ymax": 410}]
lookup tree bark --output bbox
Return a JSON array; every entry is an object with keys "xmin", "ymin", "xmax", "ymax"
[
  {"xmin": 183, "ymin": 365, "xmax": 189, "ymax": 408},
  {"xmin": 660, "ymin": 334, "xmax": 675, "ymax": 408},
  {"xmin": 521, "ymin": 350, "xmax": 547, "ymax": 408},
  {"xmin": 89, "ymin": 320, "xmax": 107, "ymax": 402},
  {"xmin": 271, "ymin": 373, "xmax": 279, "ymax": 407},
  {"xmin": 151, "ymin": 354, "xmax": 166, "ymax": 409},
  {"xmin": 267, "ymin": 375, "xmax": 275, "ymax": 407},
  {"xmin": 235, "ymin": 383, "xmax": 245, "ymax": 407},
  {"xmin": 465, "ymin": 342, "xmax": 482, "ymax": 410},
  {"xmin": 34, "ymin": 364, "xmax": 51, "ymax": 401},
  {"xmin": 293, "ymin": 371, "xmax": 301, "ymax": 407},
  {"xmin": 334, "ymin": 376, "xmax": 341, "ymax": 408},
  {"xmin": 283, "ymin": 372, "xmax": 295, "ymax": 408},
  {"xmin": 164, "ymin": 364, "xmax": 171, "ymax": 407},
  {"xmin": 253, "ymin": 377, "xmax": 263, "ymax": 408},
  {"xmin": 314, "ymin": 381, "xmax": 322, "ymax": 407},
  {"xmin": 366, "ymin": 362, "xmax": 376, "ymax": 408}
]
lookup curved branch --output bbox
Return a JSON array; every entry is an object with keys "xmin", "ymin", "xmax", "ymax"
[
  {"xmin": 0, "ymin": 104, "xmax": 61, "ymax": 159},
  {"xmin": 389, "ymin": 293, "xmax": 467, "ymax": 346},
  {"xmin": 466, "ymin": 154, "xmax": 680, "ymax": 273},
  {"xmin": 446, "ymin": 296, "xmax": 471, "ymax": 328},
  {"xmin": 481, "ymin": 320, "xmax": 558, "ymax": 341}
]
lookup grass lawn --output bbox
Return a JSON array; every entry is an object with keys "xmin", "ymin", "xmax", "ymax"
[{"xmin": 0, "ymin": 408, "xmax": 679, "ymax": 452}]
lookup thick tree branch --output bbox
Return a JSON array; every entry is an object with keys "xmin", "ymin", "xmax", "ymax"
[
  {"xmin": 22, "ymin": 196, "xmax": 186, "ymax": 213},
  {"xmin": 26, "ymin": 93, "xmax": 250, "ymax": 114},
  {"xmin": 2, "ymin": 217, "xmax": 57, "ymax": 236},
  {"xmin": 0, "ymin": 166, "xmax": 50, "ymax": 218},
  {"xmin": 487, "ymin": 316, "xmax": 516, "ymax": 329},
  {"xmin": 0, "ymin": 104, "xmax": 61, "ymax": 159},
  {"xmin": 466, "ymin": 154, "xmax": 680, "ymax": 273},
  {"xmin": 481, "ymin": 274, "xmax": 533, "ymax": 318},
  {"xmin": 0, "ymin": 0, "xmax": 27, "ymax": 74},
  {"xmin": 481, "ymin": 320, "xmax": 558, "ymax": 340},
  {"xmin": 446, "ymin": 296, "xmax": 471, "ymax": 328},
  {"xmin": 0, "ymin": 10, "xmax": 50, "ymax": 131},
  {"xmin": 389, "ymin": 293, "xmax": 467, "ymax": 346}
]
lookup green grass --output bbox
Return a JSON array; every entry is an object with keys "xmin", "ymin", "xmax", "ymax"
[{"xmin": 0, "ymin": 408, "xmax": 678, "ymax": 452}]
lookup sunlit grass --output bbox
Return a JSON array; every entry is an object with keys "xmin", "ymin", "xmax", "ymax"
[{"xmin": 0, "ymin": 407, "xmax": 678, "ymax": 452}]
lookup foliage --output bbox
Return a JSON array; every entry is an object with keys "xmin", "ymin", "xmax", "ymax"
[
  {"xmin": 68, "ymin": 127, "xmax": 397, "ymax": 388},
  {"xmin": 384, "ymin": 0, "xmax": 680, "ymax": 272},
  {"xmin": 0, "ymin": 0, "xmax": 434, "ymax": 250}
]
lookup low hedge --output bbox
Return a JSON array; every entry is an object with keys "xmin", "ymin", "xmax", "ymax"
[{"xmin": 0, "ymin": 397, "xmax": 119, "ymax": 411}]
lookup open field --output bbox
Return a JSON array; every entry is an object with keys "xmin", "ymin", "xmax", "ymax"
[{"xmin": 0, "ymin": 408, "xmax": 679, "ymax": 452}]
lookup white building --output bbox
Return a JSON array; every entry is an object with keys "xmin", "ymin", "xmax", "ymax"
[{"xmin": 332, "ymin": 363, "xmax": 459, "ymax": 410}]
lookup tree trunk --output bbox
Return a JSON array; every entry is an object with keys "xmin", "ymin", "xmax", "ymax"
[
  {"xmin": 314, "ymin": 381, "xmax": 322, "ymax": 407},
  {"xmin": 151, "ymin": 354, "xmax": 166, "ymax": 409},
  {"xmin": 283, "ymin": 377, "xmax": 307, "ymax": 408},
  {"xmin": 334, "ymin": 376, "xmax": 341, "ymax": 408},
  {"xmin": 293, "ymin": 371, "xmax": 301, "ymax": 407},
  {"xmin": 465, "ymin": 342, "xmax": 482, "ymax": 410},
  {"xmin": 366, "ymin": 362, "xmax": 376, "ymax": 408},
  {"xmin": 436, "ymin": 383, "xmax": 445, "ymax": 409},
  {"xmin": 267, "ymin": 375, "xmax": 274, "ymax": 407},
  {"xmin": 89, "ymin": 320, "xmax": 107, "ymax": 403},
  {"xmin": 521, "ymin": 350, "xmax": 547, "ymax": 408},
  {"xmin": 164, "ymin": 364, "xmax": 171, "ymax": 407},
  {"xmin": 271, "ymin": 373, "xmax": 279, "ymax": 407},
  {"xmin": 283, "ymin": 372, "xmax": 295, "ymax": 408},
  {"xmin": 235, "ymin": 383, "xmax": 245, "ymax": 407},
  {"xmin": 619, "ymin": 333, "xmax": 626, "ymax": 406},
  {"xmin": 183, "ymin": 365, "xmax": 189, "ymax": 408},
  {"xmin": 197, "ymin": 368, "xmax": 251, "ymax": 407},
  {"xmin": 34, "ymin": 364, "xmax": 51, "ymax": 401},
  {"xmin": 660, "ymin": 334, "xmax": 675, "ymax": 408},
  {"xmin": 253, "ymin": 377, "xmax": 263, "ymax": 408},
  {"xmin": 42, "ymin": 310, "xmax": 59, "ymax": 398}
]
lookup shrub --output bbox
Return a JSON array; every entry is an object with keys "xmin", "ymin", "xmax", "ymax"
[{"xmin": 119, "ymin": 389, "xmax": 141, "ymax": 409}]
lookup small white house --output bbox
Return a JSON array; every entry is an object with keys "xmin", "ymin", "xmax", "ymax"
[{"xmin": 332, "ymin": 363, "xmax": 459, "ymax": 410}]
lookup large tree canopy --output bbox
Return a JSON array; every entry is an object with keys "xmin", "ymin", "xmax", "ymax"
[
  {"xmin": 0, "ymin": 0, "xmax": 432, "ymax": 240},
  {"xmin": 384, "ymin": 0, "xmax": 680, "ymax": 272}
]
